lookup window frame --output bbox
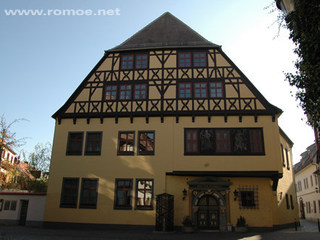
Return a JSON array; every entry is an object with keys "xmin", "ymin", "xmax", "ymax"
[
  {"xmin": 60, "ymin": 177, "xmax": 80, "ymax": 208},
  {"xmin": 193, "ymin": 51, "xmax": 207, "ymax": 67},
  {"xmin": 138, "ymin": 131, "xmax": 155, "ymax": 155},
  {"xmin": 119, "ymin": 85, "xmax": 132, "ymax": 100},
  {"xmin": 178, "ymin": 82, "xmax": 192, "ymax": 99},
  {"xmin": 185, "ymin": 129, "xmax": 199, "ymax": 154},
  {"xmin": 249, "ymin": 129, "xmax": 264, "ymax": 153},
  {"xmin": 184, "ymin": 128, "xmax": 265, "ymax": 155},
  {"xmin": 281, "ymin": 144, "xmax": 285, "ymax": 167},
  {"xmin": 285, "ymin": 148, "xmax": 290, "ymax": 170},
  {"xmin": 285, "ymin": 194, "xmax": 290, "ymax": 209},
  {"xmin": 194, "ymin": 82, "xmax": 207, "ymax": 99},
  {"xmin": 117, "ymin": 131, "xmax": 135, "ymax": 155},
  {"xmin": 135, "ymin": 179, "xmax": 154, "ymax": 210},
  {"xmin": 215, "ymin": 129, "xmax": 231, "ymax": 153},
  {"xmin": 114, "ymin": 178, "xmax": 133, "ymax": 210},
  {"xmin": 79, "ymin": 178, "xmax": 99, "ymax": 209},
  {"xmin": 178, "ymin": 52, "xmax": 192, "ymax": 68},
  {"xmin": 238, "ymin": 187, "xmax": 259, "ymax": 209},
  {"xmin": 209, "ymin": 82, "xmax": 224, "ymax": 98},
  {"xmin": 66, "ymin": 132, "xmax": 84, "ymax": 156},
  {"xmin": 135, "ymin": 53, "xmax": 148, "ymax": 69},
  {"xmin": 134, "ymin": 84, "xmax": 147, "ymax": 100},
  {"xmin": 121, "ymin": 54, "xmax": 134, "ymax": 70},
  {"xmin": 84, "ymin": 132, "xmax": 103, "ymax": 156},
  {"xmin": 105, "ymin": 85, "xmax": 117, "ymax": 100}
]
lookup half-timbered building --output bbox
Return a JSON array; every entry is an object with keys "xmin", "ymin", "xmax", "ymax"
[{"xmin": 44, "ymin": 12, "xmax": 299, "ymax": 231}]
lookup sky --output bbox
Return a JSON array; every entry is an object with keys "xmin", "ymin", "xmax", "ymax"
[{"xmin": 0, "ymin": 0, "xmax": 316, "ymax": 164}]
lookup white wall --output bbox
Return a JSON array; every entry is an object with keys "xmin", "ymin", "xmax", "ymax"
[
  {"xmin": 0, "ymin": 193, "xmax": 46, "ymax": 225},
  {"xmin": 295, "ymin": 164, "xmax": 320, "ymax": 221}
]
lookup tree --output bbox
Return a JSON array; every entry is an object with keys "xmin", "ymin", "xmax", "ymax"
[
  {"xmin": 28, "ymin": 142, "xmax": 52, "ymax": 172},
  {"xmin": 283, "ymin": 0, "xmax": 320, "ymax": 132},
  {"xmin": 0, "ymin": 114, "xmax": 26, "ymax": 164}
]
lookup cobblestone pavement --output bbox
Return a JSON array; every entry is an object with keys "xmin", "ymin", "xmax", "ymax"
[{"xmin": 0, "ymin": 220, "xmax": 319, "ymax": 240}]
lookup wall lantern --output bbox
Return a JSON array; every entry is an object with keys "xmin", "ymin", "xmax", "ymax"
[
  {"xmin": 233, "ymin": 189, "xmax": 239, "ymax": 201},
  {"xmin": 182, "ymin": 188, "xmax": 187, "ymax": 200}
]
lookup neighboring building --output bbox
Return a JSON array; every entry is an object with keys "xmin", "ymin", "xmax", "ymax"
[
  {"xmin": 44, "ymin": 12, "xmax": 299, "ymax": 231},
  {"xmin": 0, "ymin": 147, "xmax": 35, "ymax": 188},
  {"xmin": 0, "ymin": 192, "xmax": 46, "ymax": 226},
  {"xmin": 294, "ymin": 143, "xmax": 320, "ymax": 221}
]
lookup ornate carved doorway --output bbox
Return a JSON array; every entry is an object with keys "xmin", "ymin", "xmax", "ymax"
[
  {"xmin": 197, "ymin": 194, "xmax": 219, "ymax": 229},
  {"xmin": 188, "ymin": 177, "xmax": 231, "ymax": 231}
]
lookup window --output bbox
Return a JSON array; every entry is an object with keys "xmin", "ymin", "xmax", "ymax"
[
  {"xmin": 240, "ymin": 191, "xmax": 255, "ymax": 207},
  {"xmin": 285, "ymin": 148, "xmax": 290, "ymax": 170},
  {"xmin": 3, "ymin": 200, "xmax": 17, "ymax": 211},
  {"xmin": 121, "ymin": 55, "xmax": 133, "ymax": 69},
  {"xmin": 249, "ymin": 129, "xmax": 263, "ymax": 153},
  {"xmin": 85, "ymin": 132, "xmax": 102, "ymax": 155},
  {"xmin": 134, "ymin": 84, "xmax": 147, "ymax": 100},
  {"xmin": 315, "ymin": 175, "xmax": 318, "ymax": 185},
  {"xmin": 185, "ymin": 129, "xmax": 198, "ymax": 153},
  {"xmin": 66, "ymin": 132, "xmax": 84, "ymax": 155},
  {"xmin": 285, "ymin": 194, "xmax": 289, "ymax": 209},
  {"xmin": 239, "ymin": 187, "xmax": 258, "ymax": 209},
  {"xmin": 314, "ymin": 201, "xmax": 317, "ymax": 213},
  {"xmin": 194, "ymin": 82, "xmax": 207, "ymax": 98},
  {"xmin": 297, "ymin": 181, "xmax": 302, "ymax": 192},
  {"xmin": 179, "ymin": 83, "xmax": 192, "ymax": 98},
  {"xmin": 216, "ymin": 130, "xmax": 231, "ymax": 153},
  {"xmin": 105, "ymin": 85, "xmax": 117, "ymax": 100},
  {"xmin": 281, "ymin": 144, "xmax": 285, "ymax": 167},
  {"xmin": 193, "ymin": 52, "xmax": 206, "ymax": 67},
  {"xmin": 119, "ymin": 85, "xmax": 132, "ymax": 100},
  {"xmin": 79, "ymin": 178, "xmax": 98, "ymax": 209},
  {"xmin": 136, "ymin": 54, "xmax": 148, "ymax": 69},
  {"xmin": 114, "ymin": 179, "xmax": 132, "ymax": 209},
  {"xmin": 138, "ymin": 131, "xmax": 155, "ymax": 155},
  {"xmin": 178, "ymin": 52, "xmax": 191, "ymax": 67},
  {"xmin": 306, "ymin": 178, "xmax": 309, "ymax": 189},
  {"xmin": 118, "ymin": 131, "xmax": 135, "ymax": 155},
  {"xmin": 60, "ymin": 178, "xmax": 79, "ymax": 208},
  {"xmin": 310, "ymin": 175, "xmax": 313, "ymax": 187},
  {"xmin": 290, "ymin": 195, "xmax": 294, "ymax": 209},
  {"xmin": 136, "ymin": 179, "xmax": 153, "ymax": 210},
  {"xmin": 210, "ymin": 82, "xmax": 223, "ymax": 98},
  {"xmin": 185, "ymin": 128, "xmax": 264, "ymax": 155},
  {"xmin": 4, "ymin": 201, "xmax": 10, "ymax": 210}
]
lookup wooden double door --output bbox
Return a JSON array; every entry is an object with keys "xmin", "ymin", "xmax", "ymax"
[{"xmin": 197, "ymin": 195, "xmax": 219, "ymax": 230}]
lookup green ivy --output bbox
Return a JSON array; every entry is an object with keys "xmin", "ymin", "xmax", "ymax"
[{"xmin": 284, "ymin": 0, "xmax": 320, "ymax": 132}]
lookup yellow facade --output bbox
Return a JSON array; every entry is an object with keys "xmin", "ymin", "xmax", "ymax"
[{"xmin": 45, "ymin": 12, "xmax": 299, "ymax": 231}]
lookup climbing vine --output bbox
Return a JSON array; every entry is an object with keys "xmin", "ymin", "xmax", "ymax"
[{"xmin": 283, "ymin": 0, "xmax": 320, "ymax": 132}]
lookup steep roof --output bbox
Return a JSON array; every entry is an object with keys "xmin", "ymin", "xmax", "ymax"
[
  {"xmin": 109, "ymin": 12, "xmax": 219, "ymax": 52},
  {"xmin": 293, "ymin": 143, "xmax": 317, "ymax": 174}
]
